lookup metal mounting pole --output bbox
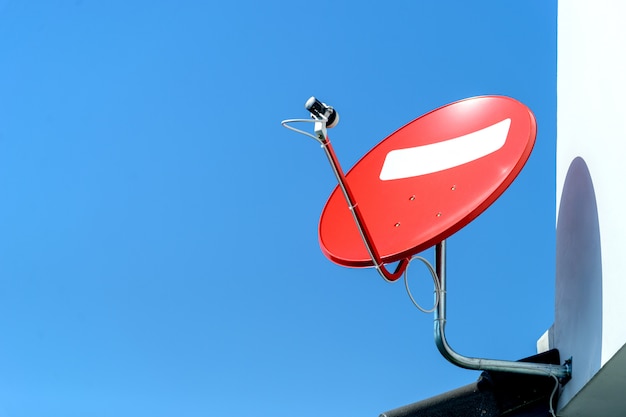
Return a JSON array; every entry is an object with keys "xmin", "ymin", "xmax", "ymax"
[{"xmin": 433, "ymin": 240, "xmax": 572, "ymax": 380}]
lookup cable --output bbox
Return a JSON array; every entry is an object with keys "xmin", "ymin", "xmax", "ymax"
[
  {"xmin": 281, "ymin": 118, "xmax": 325, "ymax": 143},
  {"xmin": 547, "ymin": 374, "xmax": 559, "ymax": 417},
  {"xmin": 404, "ymin": 256, "xmax": 441, "ymax": 314}
]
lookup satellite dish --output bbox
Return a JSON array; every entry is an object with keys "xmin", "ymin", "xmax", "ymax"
[
  {"xmin": 281, "ymin": 96, "xmax": 572, "ymax": 381},
  {"xmin": 319, "ymin": 95, "xmax": 536, "ymax": 268}
]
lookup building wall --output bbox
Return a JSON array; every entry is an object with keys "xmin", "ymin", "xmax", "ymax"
[{"xmin": 556, "ymin": 1, "xmax": 626, "ymax": 413}]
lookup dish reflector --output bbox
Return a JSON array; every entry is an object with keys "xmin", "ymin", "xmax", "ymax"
[{"xmin": 319, "ymin": 96, "xmax": 536, "ymax": 267}]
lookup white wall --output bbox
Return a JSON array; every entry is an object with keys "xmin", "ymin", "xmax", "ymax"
[{"xmin": 555, "ymin": 1, "xmax": 626, "ymax": 414}]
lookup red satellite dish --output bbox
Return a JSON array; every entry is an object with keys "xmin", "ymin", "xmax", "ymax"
[{"xmin": 319, "ymin": 96, "xmax": 536, "ymax": 267}]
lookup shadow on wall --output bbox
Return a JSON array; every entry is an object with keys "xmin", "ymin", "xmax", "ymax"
[{"xmin": 555, "ymin": 156, "xmax": 602, "ymax": 405}]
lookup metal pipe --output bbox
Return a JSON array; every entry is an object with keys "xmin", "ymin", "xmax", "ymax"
[
  {"xmin": 315, "ymin": 122, "xmax": 409, "ymax": 282},
  {"xmin": 433, "ymin": 240, "xmax": 571, "ymax": 379}
]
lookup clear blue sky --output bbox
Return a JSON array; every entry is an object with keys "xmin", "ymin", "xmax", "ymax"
[{"xmin": 0, "ymin": 1, "xmax": 556, "ymax": 416}]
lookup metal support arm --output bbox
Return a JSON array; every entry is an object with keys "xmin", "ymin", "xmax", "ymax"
[
  {"xmin": 433, "ymin": 240, "xmax": 572, "ymax": 380},
  {"xmin": 281, "ymin": 116, "xmax": 409, "ymax": 282}
]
